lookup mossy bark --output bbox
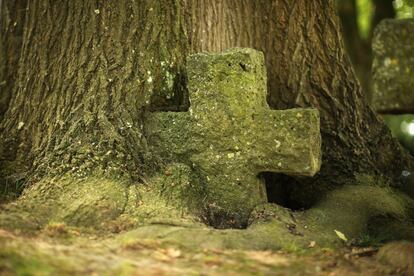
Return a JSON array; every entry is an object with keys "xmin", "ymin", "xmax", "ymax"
[
  {"xmin": 0, "ymin": 0, "xmax": 27, "ymax": 121},
  {"xmin": 0, "ymin": 0, "xmax": 188, "ymax": 184},
  {"xmin": 0, "ymin": 0, "xmax": 413, "ymax": 234},
  {"xmin": 0, "ymin": 0, "xmax": 28, "ymax": 201}
]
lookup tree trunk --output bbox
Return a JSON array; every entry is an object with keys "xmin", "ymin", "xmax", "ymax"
[
  {"xmin": 337, "ymin": 0, "xmax": 395, "ymax": 101},
  {"xmin": 0, "ymin": 0, "xmax": 27, "ymax": 121},
  {"xmin": 337, "ymin": 0, "xmax": 372, "ymax": 99},
  {"xmin": 372, "ymin": 0, "xmax": 396, "ymax": 31},
  {"xmin": 1, "ymin": 0, "xmax": 189, "ymax": 186},
  {"xmin": 0, "ymin": 0, "xmax": 28, "ymax": 200},
  {"xmin": 1, "ymin": 0, "xmax": 412, "ymax": 216}
]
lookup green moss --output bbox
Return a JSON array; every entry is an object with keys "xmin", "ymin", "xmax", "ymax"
[
  {"xmin": 117, "ymin": 202, "xmax": 311, "ymax": 253},
  {"xmin": 148, "ymin": 163, "xmax": 204, "ymax": 215},
  {"xmin": 122, "ymin": 166, "xmax": 204, "ymax": 227},
  {"xmin": 0, "ymin": 178, "xmax": 413, "ymax": 275},
  {"xmin": 2, "ymin": 173, "xmax": 413, "ymax": 252},
  {"xmin": 105, "ymin": 261, "xmax": 137, "ymax": 276},
  {"xmin": 305, "ymin": 184, "xmax": 414, "ymax": 246},
  {"xmin": 0, "ymin": 175, "xmax": 132, "ymax": 231},
  {"xmin": 0, "ymin": 249, "xmax": 54, "ymax": 275},
  {"xmin": 0, "ymin": 239, "xmax": 74, "ymax": 276},
  {"xmin": 0, "ymin": 229, "xmax": 316, "ymax": 275},
  {"xmin": 0, "ymin": 158, "xmax": 27, "ymax": 204},
  {"xmin": 146, "ymin": 48, "xmax": 321, "ymax": 228},
  {"xmin": 377, "ymin": 241, "xmax": 414, "ymax": 272},
  {"xmin": 0, "ymin": 165, "xmax": 205, "ymax": 233}
]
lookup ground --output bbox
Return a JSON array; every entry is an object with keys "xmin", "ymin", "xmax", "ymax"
[
  {"xmin": 0, "ymin": 226, "xmax": 406, "ymax": 276},
  {"xmin": 1, "ymin": 175, "xmax": 414, "ymax": 275}
]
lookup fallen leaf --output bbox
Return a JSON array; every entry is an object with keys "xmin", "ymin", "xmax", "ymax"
[
  {"xmin": 334, "ymin": 230, "xmax": 348, "ymax": 242},
  {"xmin": 165, "ymin": 248, "xmax": 182, "ymax": 258},
  {"xmin": 308, "ymin": 241, "xmax": 316, "ymax": 248},
  {"xmin": 152, "ymin": 251, "xmax": 171, "ymax": 262},
  {"xmin": 244, "ymin": 251, "xmax": 289, "ymax": 266}
]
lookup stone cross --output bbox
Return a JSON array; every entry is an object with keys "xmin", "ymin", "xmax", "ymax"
[
  {"xmin": 145, "ymin": 48, "xmax": 321, "ymax": 228},
  {"xmin": 372, "ymin": 19, "xmax": 414, "ymax": 114}
]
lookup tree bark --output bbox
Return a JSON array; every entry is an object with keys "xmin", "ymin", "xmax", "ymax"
[
  {"xmin": 1, "ymin": 0, "xmax": 412, "ymax": 207},
  {"xmin": 0, "ymin": 0, "xmax": 27, "ymax": 121},
  {"xmin": 1, "ymin": 0, "xmax": 189, "ymax": 186},
  {"xmin": 0, "ymin": 0, "xmax": 28, "ymax": 200},
  {"xmin": 337, "ymin": 0, "xmax": 371, "ymax": 99}
]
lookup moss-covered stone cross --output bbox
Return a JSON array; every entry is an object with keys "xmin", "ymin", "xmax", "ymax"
[
  {"xmin": 146, "ymin": 48, "xmax": 321, "ymax": 228},
  {"xmin": 372, "ymin": 19, "xmax": 414, "ymax": 113}
]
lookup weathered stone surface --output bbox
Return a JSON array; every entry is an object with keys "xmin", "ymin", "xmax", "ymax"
[
  {"xmin": 377, "ymin": 241, "xmax": 414, "ymax": 272},
  {"xmin": 372, "ymin": 19, "xmax": 414, "ymax": 113},
  {"xmin": 145, "ymin": 48, "xmax": 321, "ymax": 228}
]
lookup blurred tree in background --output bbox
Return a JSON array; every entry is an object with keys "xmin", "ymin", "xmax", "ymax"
[
  {"xmin": 337, "ymin": 0, "xmax": 395, "ymax": 101},
  {"xmin": 383, "ymin": 115, "xmax": 414, "ymax": 155},
  {"xmin": 338, "ymin": 0, "xmax": 414, "ymax": 156},
  {"xmin": 395, "ymin": 0, "xmax": 414, "ymax": 18},
  {"xmin": 338, "ymin": 0, "xmax": 413, "ymax": 99}
]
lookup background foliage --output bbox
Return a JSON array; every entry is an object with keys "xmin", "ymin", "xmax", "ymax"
[{"xmin": 340, "ymin": 0, "xmax": 414, "ymax": 155}]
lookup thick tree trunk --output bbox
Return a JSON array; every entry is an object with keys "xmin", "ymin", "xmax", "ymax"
[
  {"xmin": 337, "ymin": 0, "xmax": 372, "ymax": 99},
  {"xmin": 1, "ymin": 0, "xmax": 188, "ymax": 186},
  {"xmin": 0, "ymin": 0, "xmax": 28, "ymax": 200},
  {"xmin": 0, "ymin": 0, "xmax": 27, "ymax": 120},
  {"xmin": 1, "ymin": 0, "xmax": 412, "ymax": 208}
]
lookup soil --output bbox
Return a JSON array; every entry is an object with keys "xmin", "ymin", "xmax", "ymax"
[{"xmin": 0, "ymin": 226, "xmax": 407, "ymax": 276}]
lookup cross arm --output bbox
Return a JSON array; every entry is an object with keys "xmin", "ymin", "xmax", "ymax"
[{"xmin": 254, "ymin": 108, "xmax": 321, "ymax": 177}]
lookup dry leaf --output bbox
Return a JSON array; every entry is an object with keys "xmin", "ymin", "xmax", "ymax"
[
  {"xmin": 308, "ymin": 241, "xmax": 316, "ymax": 248},
  {"xmin": 244, "ymin": 251, "xmax": 288, "ymax": 266},
  {"xmin": 152, "ymin": 251, "xmax": 171, "ymax": 262},
  {"xmin": 165, "ymin": 248, "xmax": 182, "ymax": 258},
  {"xmin": 334, "ymin": 230, "xmax": 348, "ymax": 242}
]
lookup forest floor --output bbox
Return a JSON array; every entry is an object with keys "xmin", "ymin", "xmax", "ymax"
[{"xmin": 0, "ymin": 225, "xmax": 404, "ymax": 276}]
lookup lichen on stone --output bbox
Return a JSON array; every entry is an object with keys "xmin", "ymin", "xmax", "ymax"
[
  {"xmin": 145, "ymin": 48, "xmax": 322, "ymax": 228},
  {"xmin": 372, "ymin": 19, "xmax": 414, "ymax": 113}
]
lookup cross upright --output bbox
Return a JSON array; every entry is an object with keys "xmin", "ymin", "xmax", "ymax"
[{"xmin": 146, "ymin": 48, "xmax": 321, "ymax": 228}]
